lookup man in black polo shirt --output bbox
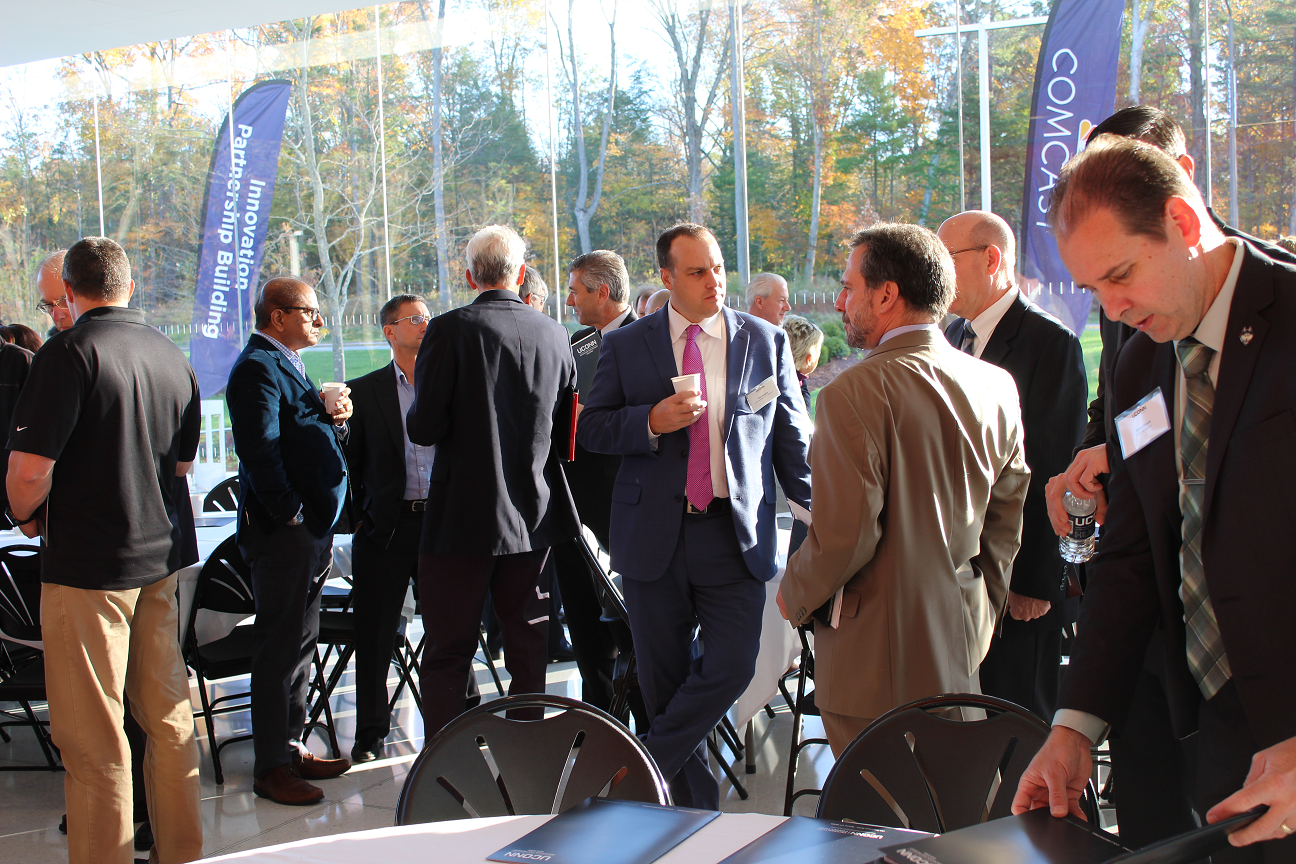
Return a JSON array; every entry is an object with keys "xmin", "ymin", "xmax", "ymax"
[{"xmin": 7, "ymin": 237, "xmax": 203, "ymax": 864}]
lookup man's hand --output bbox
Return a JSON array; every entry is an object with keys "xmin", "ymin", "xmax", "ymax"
[
  {"xmin": 1012, "ymin": 725, "xmax": 1093, "ymax": 820},
  {"xmin": 1207, "ymin": 736, "xmax": 1296, "ymax": 847},
  {"xmin": 775, "ymin": 585, "xmax": 789, "ymax": 620},
  {"xmin": 1045, "ymin": 445, "xmax": 1110, "ymax": 536},
  {"xmin": 649, "ymin": 390, "xmax": 705, "ymax": 435},
  {"xmin": 1008, "ymin": 591, "xmax": 1052, "ymax": 622},
  {"xmin": 18, "ymin": 518, "xmax": 41, "ymax": 539},
  {"xmin": 324, "ymin": 387, "xmax": 353, "ymax": 425}
]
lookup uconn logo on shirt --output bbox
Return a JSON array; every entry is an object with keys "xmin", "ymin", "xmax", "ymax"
[{"xmin": 502, "ymin": 851, "xmax": 554, "ymax": 861}]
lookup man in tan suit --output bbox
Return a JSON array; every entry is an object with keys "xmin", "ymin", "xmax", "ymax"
[{"xmin": 778, "ymin": 223, "xmax": 1031, "ymax": 755}]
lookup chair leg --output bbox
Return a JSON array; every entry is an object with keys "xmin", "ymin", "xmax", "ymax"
[
  {"xmin": 192, "ymin": 666, "xmax": 225, "ymax": 785},
  {"xmin": 22, "ymin": 701, "xmax": 59, "ymax": 770},
  {"xmin": 477, "ymin": 629, "xmax": 505, "ymax": 697},
  {"xmin": 783, "ymin": 646, "xmax": 812, "ymax": 816},
  {"xmin": 707, "ymin": 732, "xmax": 748, "ymax": 800},
  {"xmin": 718, "ymin": 716, "xmax": 744, "ymax": 759}
]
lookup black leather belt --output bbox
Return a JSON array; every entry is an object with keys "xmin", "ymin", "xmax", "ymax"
[
  {"xmin": 684, "ymin": 497, "xmax": 730, "ymax": 516},
  {"xmin": 401, "ymin": 499, "xmax": 427, "ymax": 514}
]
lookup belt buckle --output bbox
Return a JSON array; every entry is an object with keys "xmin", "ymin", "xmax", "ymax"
[
  {"xmin": 409, "ymin": 499, "xmax": 427, "ymax": 513},
  {"xmin": 685, "ymin": 501, "xmax": 706, "ymax": 515}
]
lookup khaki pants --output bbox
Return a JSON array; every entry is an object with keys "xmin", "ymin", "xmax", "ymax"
[
  {"xmin": 821, "ymin": 710, "xmax": 874, "ymax": 759},
  {"xmin": 42, "ymin": 574, "xmax": 202, "ymax": 864}
]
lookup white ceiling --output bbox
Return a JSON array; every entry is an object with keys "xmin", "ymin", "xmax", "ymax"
[{"xmin": 0, "ymin": 0, "xmax": 375, "ymax": 69}]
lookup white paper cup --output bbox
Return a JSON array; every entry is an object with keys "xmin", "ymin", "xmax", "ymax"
[
  {"xmin": 671, "ymin": 373, "xmax": 700, "ymax": 395},
  {"xmin": 322, "ymin": 382, "xmax": 346, "ymax": 413}
]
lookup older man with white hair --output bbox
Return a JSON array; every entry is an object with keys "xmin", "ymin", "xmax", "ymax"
[
  {"xmin": 746, "ymin": 272, "xmax": 790, "ymax": 325},
  {"xmin": 407, "ymin": 225, "xmax": 580, "ymax": 736}
]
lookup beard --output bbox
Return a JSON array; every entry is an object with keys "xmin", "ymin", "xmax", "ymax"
[{"xmin": 842, "ymin": 304, "xmax": 876, "ymax": 350}]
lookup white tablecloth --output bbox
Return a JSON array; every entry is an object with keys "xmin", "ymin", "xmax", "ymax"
[
  {"xmin": 205, "ymin": 812, "xmax": 788, "ymax": 863},
  {"xmin": 728, "ymin": 527, "xmax": 800, "ymax": 728}
]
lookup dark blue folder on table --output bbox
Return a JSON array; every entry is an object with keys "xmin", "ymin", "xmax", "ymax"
[
  {"xmin": 486, "ymin": 797, "xmax": 718, "ymax": 864},
  {"xmin": 718, "ymin": 816, "xmax": 931, "ymax": 864}
]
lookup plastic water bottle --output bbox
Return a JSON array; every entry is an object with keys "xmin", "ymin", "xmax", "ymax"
[{"xmin": 1060, "ymin": 491, "xmax": 1097, "ymax": 563}]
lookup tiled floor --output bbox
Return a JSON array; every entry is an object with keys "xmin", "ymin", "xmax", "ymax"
[{"xmin": 0, "ymin": 624, "xmax": 839, "ymax": 862}]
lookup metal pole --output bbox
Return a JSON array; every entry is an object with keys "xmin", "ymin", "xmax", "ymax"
[
  {"xmin": 91, "ymin": 76, "xmax": 105, "ymax": 237},
  {"xmin": 545, "ymin": 0, "xmax": 562, "ymax": 322},
  {"xmin": 730, "ymin": 0, "xmax": 750, "ymax": 287},
  {"xmin": 226, "ymin": 41, "xmax": 243, "ymax": 344},
  {"xmin": 1203, "ymin": 0, "xmax": 1212, "ymax": 206},
  {"xmin": 374, "ymin": 6, "xmax": 393, "ymax": 300},
  {"xmin": 1225, "ymin": 0, "xmax": 1238, "ymax": 226},
  {"xmin": 978, "ymin": 21, "xmax": 990, "ymax": 212},
  {"xmin": 954, "ymin": 1, "xmax": 965, "ymax": 212}
]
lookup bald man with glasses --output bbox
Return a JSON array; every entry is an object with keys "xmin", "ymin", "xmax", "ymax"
[{"xmin": 228, "ymin": 277, "xmax": 356, "ymax": 806}]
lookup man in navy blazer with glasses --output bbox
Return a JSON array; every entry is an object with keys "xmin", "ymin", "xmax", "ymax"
[
  {"xmin": 578, "ymin": 223, "xmax": 812, "ymax": 809},
  {"xmin": 228, "ymin": 277, "xmax": 354, "ymax": 806}
]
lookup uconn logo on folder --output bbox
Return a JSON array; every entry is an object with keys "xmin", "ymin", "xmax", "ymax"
[{"xmin": 502, "ymin": 852, "xmax": 554, "ymax": 861}]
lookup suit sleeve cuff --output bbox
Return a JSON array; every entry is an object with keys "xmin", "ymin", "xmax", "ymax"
[{"xmin": 1052, "ymin": 709, "xmax": 1109, "ymax": 745}]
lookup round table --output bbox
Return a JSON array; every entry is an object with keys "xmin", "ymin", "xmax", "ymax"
[{"xmin": 203, "ymin": 812, "xmax": 787, "ymax": 863}]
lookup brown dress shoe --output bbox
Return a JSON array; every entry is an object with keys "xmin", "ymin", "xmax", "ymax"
[
  {"xmin": 293, "ymin": 750, "xmax": 351, "ymax": 780},
  {"xmin": 253, "ymin": 763, "xmax": 324, "ymax": 806}
]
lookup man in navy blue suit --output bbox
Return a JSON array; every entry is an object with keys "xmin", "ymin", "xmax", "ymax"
[
  {"xmin": 228, "ymin": 277, "xmax": 354, "ymax": 806},
  {"xmin": 578, "ymin": 223, "xmax": 813, "ymax": 808}
]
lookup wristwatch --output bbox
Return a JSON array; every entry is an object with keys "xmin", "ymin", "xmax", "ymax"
[
  {"xmin": 5, "ymin": 505, "xmax": 36, "ymax": 527},
  {"xmin": 287, "ymin": 509, "xmax": 304, "ymax": 527}
]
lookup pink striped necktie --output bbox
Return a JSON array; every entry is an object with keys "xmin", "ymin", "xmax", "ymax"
[{"xmin": 683, "ymin": 324, "xmax": 713, "ymax": 511}]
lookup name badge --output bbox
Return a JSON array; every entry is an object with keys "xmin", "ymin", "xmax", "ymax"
[
  {"xmin": 745, "ymin": 375, "xmax": 779, "ymax": 413},
  {"xmin": 1115, "ymin": 387, "xmax": 1171, "ymax": 459}
]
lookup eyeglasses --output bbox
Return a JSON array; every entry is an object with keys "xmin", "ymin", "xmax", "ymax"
[
  {"xmin": 946, "ymin": 245, "xmax": 989, "ymax": 257},
  {"xmin": 390, "ymin": 314, "xmax": 431, "ymax": 326},
  {"xmin": 278, "ymin": 306, "xmax": 323, "ymax": 320},
  {"xmin": 36, "ymin": 297, "xmax": 68, "ymax": 315}
]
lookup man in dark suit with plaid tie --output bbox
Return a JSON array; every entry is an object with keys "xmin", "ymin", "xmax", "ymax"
[{"xmin": 1013, "ymin": 136, "xmax": 1296, "ymax": 861}]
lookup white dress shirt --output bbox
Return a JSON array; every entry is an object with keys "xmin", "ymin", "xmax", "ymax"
[
  {"xmin": 966, "ymin": 287, "xmax": 1019, "ymax": 358},
  {"xmin": 600, "ymin": 307, "xmax": 632, "ymax": 338},
  {"xmin": 877, "ymin": 322, "xmax": 940, "ymax": 346},
  {"xmin": 1052, "ymin": 238, "xmax": 1244, "ymax": 745},
  {"xmin": 653, "ymin": 302, "xmax": 729, "ymax": 499}
]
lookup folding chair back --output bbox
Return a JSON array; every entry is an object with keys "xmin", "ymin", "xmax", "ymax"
[{"xmin": 0, "ymin": 546, "xmax": 43, "ymax": 643}]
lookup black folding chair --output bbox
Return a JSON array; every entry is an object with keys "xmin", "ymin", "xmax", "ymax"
[
  {"xmin": 0, "ymin": 546, "xmax": 60, "ymax": 770},
  {"xmin": 202, "ymin": 477, "xmax": 240, "ymax": 512},
  {"xmin": 576, "ymin": 535, "xmax": 749, "ymax": 800},
  {"xmin": 394, "ymin": 694, "xmax": 670, "ymax": 825},
  {"xmin": 183, "ymin": 535, "xmax": 338, "ymax": 782},
  {"xmin": 783, "ymin": 623, "xmax": 829, "ymax": 815},
  {"xmin": 816, "ymin": 693, "xmax": 1100, "ymax": 831}
]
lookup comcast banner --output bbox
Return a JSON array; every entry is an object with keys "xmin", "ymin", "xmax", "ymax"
[
  {"xmin": 189, "ymin": 79, "xmax": 292, "ymax": 398},
  {"xmin": 1019, "ymin": 0, "xmax": 1124, "ymax": 336}
]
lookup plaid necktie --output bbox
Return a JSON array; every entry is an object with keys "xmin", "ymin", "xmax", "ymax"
[
  {"xmin": 682, "ymin": 324, "xmax": 713, "ymax": 511},
  {"xmin": 1175, "ymin": 337, "xmax": 1231, "ymax": 699},
  {"xmin": 958, "ymin": 319, "xmax": 977, "ymax": 355}
]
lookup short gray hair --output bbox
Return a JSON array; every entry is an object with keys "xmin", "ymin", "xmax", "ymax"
[
  {"xmin": 380, "ymin": 293, "xmax": 425, "ymax": 326},
  {"xmin": 746, "ymin": 272, "xmax": 787, "ymax": 301},
  {"xmin": 465, "ymin": 225, "xmax": 526, "ymax": 289},
  {"xmin": 37, "ymin": 250, "xmax": 66, "ymax": 283},
  {"xmin": 521, "ymin": 265, "xmax": 548, "ymax": 302},
  {"xmin": 569, "ymin": 250, "xmax": 630, "ymax": 304}
]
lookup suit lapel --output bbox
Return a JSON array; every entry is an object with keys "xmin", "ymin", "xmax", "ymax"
[
  {"xmin": 978, "ymin": 294, "xmax": 1026, "ymax": 367},
  {"xmin": 376, "ymin": 362, "xmax": 405, "ymax": 456},
  {"xmin": 642, "ymin": 310, "xmax": 678, "ymax": 394},
  {"xmin": 254, "ymin": 334, "xmax": 324, "ymax": 411},
  {"xmin": 1203, "ymin": 246, "xmax": 1274, "ymax": 517},
  {"xmin": 723, "ymin": 307, "xmax": 750, "ymax": 441}
]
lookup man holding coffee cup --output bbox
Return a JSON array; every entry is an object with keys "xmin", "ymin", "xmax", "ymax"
[
  {"xmin": 577, "ymin": 222, "xmax": 813, "ymax": 809},
  {"xmin": 227, "ymin": 276, "xmax": 354, "ymax": 805}
]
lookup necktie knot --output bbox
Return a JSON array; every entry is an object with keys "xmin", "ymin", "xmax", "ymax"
[
  {"xmin": 1176, "ymin": 337, "xmax": 1214, "ymax": 379},
  {"xmin": 958, "ymin": 320, "xmax": 977, "ymax": 354},
  {"xmin": 686, "ymin": 323, "xmax": 701, "ymax": 344}
]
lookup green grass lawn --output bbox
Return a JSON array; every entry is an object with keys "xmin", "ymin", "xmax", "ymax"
[
  {"xmin": 301, "ymin": 347, "xmax": 392, "ymax": 384},
  {"xmin": 1080, "ymin": 326, "xmax": 1102, "ymax": 406}
]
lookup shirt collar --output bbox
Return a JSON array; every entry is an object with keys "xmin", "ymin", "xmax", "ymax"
[
  {"xmin": 256, "ymin": 330, "xmax": 301, "ymax": 360},
  {"xmin": 877, "ymin": 322, "xmax": 939, "ymax": 346},
  {"xmin": 667, "ymin": 301, "xmax": 725, "ymax": 343},
  {"xmin": 394, "ymin": 360, "xmax": 412, "ymax": 387},
  {"xmin": 73, "ymin": 305, "xmax": 145, "ymax": 325},
  {"xmin": 1187, "ymin": 237, "xmax": 1243, "ymax": 355},
  {"xmin": 968, "ymin": 286, "xmax": 1019, "ymax": 346},
  {"xmin": 600, "ymin": 307, "xmax": 632, "ymax": 338}
]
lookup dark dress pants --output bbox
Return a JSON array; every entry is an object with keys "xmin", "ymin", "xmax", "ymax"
[
  {"xmin": 977, "ymin": 611, "xmax": 1062, "ymax": 720},
  {"xmin": 623, "ymin": 510, "xmax": 765, "ymax": 810},
  {"xmin": 418, "ymin": 549, "xmax": 549, "ymax": 737},
  {"xmin": 549, "ymin": 538, "xmax": 617, "ymax": 710},
  {"xmin": 350, "ymin": 513, "xmax": 421, "ymax": 746},
  {"xmin": 1194, "ymin": 680, "xmax": 1296, "ymax": 864},
  {"xmin": 239, "ymin": 518, "xmax": 334, "ymax": 780}
]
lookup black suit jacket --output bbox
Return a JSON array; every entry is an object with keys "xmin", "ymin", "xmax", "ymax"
[
  {"xmin": 344, "ymin": 361, "xmax": 414, "ymax": 546},
  {"xmin": 227, "ymin": 333, "xmax": 349, "ymax": 539},
  {"xmin": 946, "ymin": 295, "xmax": 1087, "ymax": 619},
  {"xmin": 0, "ymin": 341, "xmax": 33, "ymax": 522},
  {"xmin": 407, "ymin": 289, "xmax": 579, "ymax": 556},
  {"xmin": 1060, "ymin": 243, "xmax": 1296, "ymax": 747},
  {"xmin": 565, "ymin": 308, "xmax": 636, "ymax": 542}
]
